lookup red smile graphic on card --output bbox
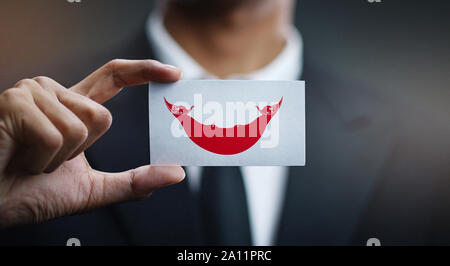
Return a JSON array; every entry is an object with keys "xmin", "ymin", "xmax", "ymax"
[{"xmin": 164, "ymin": 97, "xmax": 283, "ymax": 155}]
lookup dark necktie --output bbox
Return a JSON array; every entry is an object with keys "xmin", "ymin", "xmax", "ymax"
[{"xmin": 199, "ymin": 166, "xmax": 252, "ymax": 245}]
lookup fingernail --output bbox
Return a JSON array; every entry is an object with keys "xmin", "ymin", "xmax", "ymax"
[
  {"xmin": 155, "ymin": 166, "xmax": 185, "ymax": 186},
  {"xmin": 132, "ymin": 166, "xmax": 185, "ymax": 197},
  {"xmin": 171, "ymin": 166, "xmax": 186, "ymax": 181}
]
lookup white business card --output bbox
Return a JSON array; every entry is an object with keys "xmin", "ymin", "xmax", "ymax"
[{"xmin": 149, "ymin": 80, "xmax": 305, "ymax": 166}]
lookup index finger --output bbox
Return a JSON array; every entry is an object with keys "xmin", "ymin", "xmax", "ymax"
[{"xmin": 70, "ymin": 59, "xmax": 182, "ymax": 104}]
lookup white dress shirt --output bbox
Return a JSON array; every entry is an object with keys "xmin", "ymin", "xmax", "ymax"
[{"xmin": 146, "ymin": 10, "xmax": 303, "ymax": 246}]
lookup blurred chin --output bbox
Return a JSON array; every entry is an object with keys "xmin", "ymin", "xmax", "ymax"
[
  {"xmin": 168, "ymin": 0, "xmax": 262, "ymax": 16},
  {"xmin": 169, "ymin": 0, "xmax": 244, "ymax": 6}
]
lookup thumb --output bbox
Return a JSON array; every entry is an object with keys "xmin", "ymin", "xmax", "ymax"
[{"xmin": 85, "ymin": 165, "xmax": 185, "ymax": 209}]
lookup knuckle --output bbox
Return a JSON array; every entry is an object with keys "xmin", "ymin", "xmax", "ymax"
[
  {"xmin": 32, "ymin": 77, "xmax": 63, "ymax": 96},
  {"xmin": 1, "ymin": 88, "xmax": 23, "ymax": 99},
  {"xmin": 147, "ymin": 59, "xmax": 159, "ymax": 65},
  {"xmin": 41, "ymin": 130, "xmax": 64, "ymax": 151},
  {"xmin": 106, "ymin": 59, "xmax": 123, "ymax": 75},
  {"xmin": 144, "ymin": 59, "xmax": 157, "ymax": 65},
  {"xmin": 60, "ymin": 120, "xmax": 89, "ymax": 144},
  {"xmin": 107, "ymin": 59, "xmax": 126, "ymax": 88},
  {"xmin": 0, "ymin": 89, "xmax": 28, "ymax": 116},
  {"xmin": 0, "ymin": 88, "xmax": 31, "ymax": 104},
  {"xmin": 32, "ymin": 76, "xmax": 54, "ymax": 86},
  {"xmin": 142, "ymin": 59, "xmax": 159, "ymax": 71},
  {"xmin": 14, "ymin": 78, "xmax": 39, "ymax": 89},
  {"xmin": 85, "ymin": 104, "xmax": 113, "ymax": 132},
  {"xmin": 108, "ymin": 58, "xmax": 123, "ymax": 66},
  {"xmin": 129, "ymin": 169, "xmax": 153, "ymax": 200}
]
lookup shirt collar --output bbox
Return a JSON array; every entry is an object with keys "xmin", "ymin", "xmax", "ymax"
[{"xmin": 146, "ymin": 10, "xmax": 303, "ymax": 81}]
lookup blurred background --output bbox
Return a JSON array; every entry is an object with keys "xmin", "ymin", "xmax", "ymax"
[{"xmin": 0, "ymin": 0, "xmax": 449, "ymax": 118}]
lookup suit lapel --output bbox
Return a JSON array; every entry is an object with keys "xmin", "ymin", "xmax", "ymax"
[{"xmin": 276, "ymin": 61, "xmax": 394, "ymax": 245}]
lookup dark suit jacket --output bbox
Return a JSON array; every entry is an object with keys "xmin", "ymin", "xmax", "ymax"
[{"xmin": 1, "ymin": 26, "xmax": 449, "ymax": 246}]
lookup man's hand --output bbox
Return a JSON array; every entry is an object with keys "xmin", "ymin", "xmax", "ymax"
[{"xmin": 0, "ymin": 59, "xmax": 185, "ymax": 228}]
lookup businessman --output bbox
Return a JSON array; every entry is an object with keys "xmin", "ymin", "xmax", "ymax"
[{"xmin": 1, "ymin": 0, "xmax": 450, "ymax": 245}]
